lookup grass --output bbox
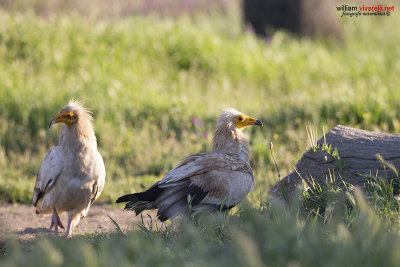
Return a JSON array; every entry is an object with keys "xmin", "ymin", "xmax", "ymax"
[
  {"xmin": 1, "ymin": 2, "xmax": 400, "ymax": 265},
  {"xmin": 2, "ymin": 169, "xmax": 400, "ymax": 266},
  {"xmin": 0, "ymin": 6, "xmax": 399, "ymax": 204}
]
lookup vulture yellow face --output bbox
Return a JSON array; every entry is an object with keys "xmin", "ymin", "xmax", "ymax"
[
  {"xmin": 233, "ymin": 114, "xmax": 263, "ymax": 129},
  {"xmin": 49, "ymin": 109, "xmax": 77, "ymax": 128}
]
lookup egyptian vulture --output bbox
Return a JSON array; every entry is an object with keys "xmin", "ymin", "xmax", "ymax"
[
  {"xmin": 116, "ymin": 109, "xmax": 262, "ymax": 221},
  {"xmin": 33, "ymin": 100, "xmax": 105, "ymax": 237}
]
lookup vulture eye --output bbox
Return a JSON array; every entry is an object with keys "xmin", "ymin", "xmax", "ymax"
[{"xmin": 238, "ymin": 116, "xmax": 243, "ymax": 121}]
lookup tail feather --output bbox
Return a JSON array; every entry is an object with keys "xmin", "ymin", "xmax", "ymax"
[
  {"xmin": 156, "ymin": 183, "xmax": 208, "ymax": 221},
  {"xmin": 116, "ymin": 185, "xmax": 165, "ymax": 214},
  {"xmin": 116, "ymin": 182, "xmax": 210, "ymax": 221},
  {"xmin": 125, "ymin": 201, "xmax": 154, "ymax": 215},
  {"xmin": 115, "ymin": 193, "xmax": 138, "ymax": 204},
  {"xmin": 116, "ymin": 185, "xmax": 165, "ymax": 203}
]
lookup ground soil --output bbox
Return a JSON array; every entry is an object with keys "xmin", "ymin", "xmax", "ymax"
[{"xmin": 0, "ymin": 203, "xmax": 159, "ymax": 240}]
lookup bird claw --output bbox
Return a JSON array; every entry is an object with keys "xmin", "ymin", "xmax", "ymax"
[
  {"xmin": 64, "ymin": 232, "xmax": 72, "ymax": 239},
  {"xmin": 50, "ymin": 209, "xmax": 64, "ymax": 233}
]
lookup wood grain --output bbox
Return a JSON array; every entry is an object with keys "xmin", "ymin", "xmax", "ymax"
[{"xmin": 270, "ymin": 125, "xmax": 400, "ymax": 198}]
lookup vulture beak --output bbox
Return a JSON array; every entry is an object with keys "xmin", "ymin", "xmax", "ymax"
[
  {"xmin": 49, "ymin": 119, "xmax": 55, "ymax": 128},
  {"xmin": 254, "ymin": 119, "xmax": 263, "ymax": 127},
  {"xmin": 244, "ymin": 116, "xmax": 263, "ymax": 127},
  {"xmin": 48, "ymin": 110, "xmax": 75, "ymax": 128}
]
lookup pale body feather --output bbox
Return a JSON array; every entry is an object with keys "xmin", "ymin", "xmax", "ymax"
[
  {"xmin": 32, "ymin": 146, "xmax": 63, "ymax": 204},
  {"xmin": 32, "ymin": 100, "xmax": 105, "ymax": 234},
  {"xmin": 158, "ymin": 152, "xmax": 254, "ymax": 207},
  {"xmin": 34, "ymin": 145, "xmax": 105, "ymax": 215},
  {"xmin": 117, "ymin": 108, "xmax": 259, "ymax": 221}
]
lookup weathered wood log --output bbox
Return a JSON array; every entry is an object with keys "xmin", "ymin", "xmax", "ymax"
[{"xmin": 270, "ymin": 125, "xmax": 400, "ymax": 198}]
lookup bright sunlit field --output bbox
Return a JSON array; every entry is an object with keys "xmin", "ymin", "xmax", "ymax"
[{"xmin": 1, "ymin": 0, "xmax": 400, "ymax": 265}]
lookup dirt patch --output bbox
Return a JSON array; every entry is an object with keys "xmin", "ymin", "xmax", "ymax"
[{"xmin": 0, "ymin": 203, "xmax": 160, "ymax": 240}]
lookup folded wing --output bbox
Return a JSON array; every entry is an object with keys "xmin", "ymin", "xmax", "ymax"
[
  {"xmin": 117, "ymin": 152, "xmax": 254, "ymax": 221},
  {"xmin": 32, "ymin": 146, "xmax": 63, "ymax": 207}
]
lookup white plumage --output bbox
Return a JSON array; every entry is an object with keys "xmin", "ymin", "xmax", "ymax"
[
  {"xmin": 116, "ymin": 109, "xmax": 262, "ymax": 221},
  {"xmin": 33, "ymin": 100, "xmax": 105, "ymax": 237}
]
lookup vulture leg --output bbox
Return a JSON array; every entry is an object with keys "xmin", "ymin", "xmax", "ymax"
[
  {"xmin": 49, "ymin": 208, "xmax": 64, "ymax": 233},
  {"xmin": 65, "ymin": 211, "xmax": 81, "ymax": 238}
]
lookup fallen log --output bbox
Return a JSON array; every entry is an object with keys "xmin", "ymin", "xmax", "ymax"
[{"xmin": 270, "ymin": 125, "xmax": 400, "ymax": 198}]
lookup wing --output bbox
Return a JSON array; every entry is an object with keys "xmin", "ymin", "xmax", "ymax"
[
  {"xmin": 153, "ymin": 152, "xmax": 253, "ymax": 220},
  {"xmin": 158, "ymin": 152, "xmax": 254, "ymax": 187},
  {"xmin": 32, "ymin": 146, "xmax": 63, "ymax": 206},
  {"xmin": 117, "ymin": 152, "xmax": 254, "ymax": 221},
  {"xmin": 90, "ymin": 152, "xmax": 106, "ymax": 205}
]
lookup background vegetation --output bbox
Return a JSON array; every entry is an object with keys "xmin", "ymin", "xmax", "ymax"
[
  {"xmin": 1, "ymin": 0, "xmax": 400, "ymax": 265},
  {"xmin": 1, "ymin": 0, "xmax": 399, "ymax": 204}
]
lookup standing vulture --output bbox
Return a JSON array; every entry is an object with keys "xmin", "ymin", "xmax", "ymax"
[
  {"xmin": 33, "ymin": 100, "xmax": 105, "ymax": 237},
  {"xmin": 116, "ymin": 109, "xmax": 263, "ymax": 221}
]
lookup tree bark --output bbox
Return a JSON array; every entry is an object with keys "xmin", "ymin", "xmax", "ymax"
[{"xmin": 270, "ymin": 125, "xmax": 400, "ymax": 198}]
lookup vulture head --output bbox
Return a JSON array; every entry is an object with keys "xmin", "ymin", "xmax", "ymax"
[
  {"xmin": 216, "ymin": 108, "xmax": 263, "ymax": 131},
  {"xmin": 49, "ymin": 100, "xmax": 93, "ymax": 128},
  {"xmin": 213, "ymin": 109, "xmax": 263, "ymax": 153}
]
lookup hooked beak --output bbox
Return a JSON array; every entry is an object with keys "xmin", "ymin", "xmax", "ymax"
[
  {"xmin": 254, "ymin": 119, "xmax": 263, "ymax": 127},
  {"xmin": 243, "ymin": 117, "xmax": 263, "ymax": 127},
  {"xmin": 49, "ymin": 119, "xmax": 55, "ymax": 128},
  {"xmin": 48, "ymin": 113, "xmax": 63, "ymax": 128},
  {"xmin": 236, "ymin": 115, "xmax": 263, "ymax": 129},
  {"xmin": 48, "ymin": 110, "xmax": 75, "ymax": 129}
]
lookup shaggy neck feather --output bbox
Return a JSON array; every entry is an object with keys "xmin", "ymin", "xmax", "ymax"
[
  {"xmin": 212, "ymin": 123, "xmax": 250, "ymax": 163},
  {"xmin": 59, "ymin": 113, "xmax": 97, "ymax": 152}
]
